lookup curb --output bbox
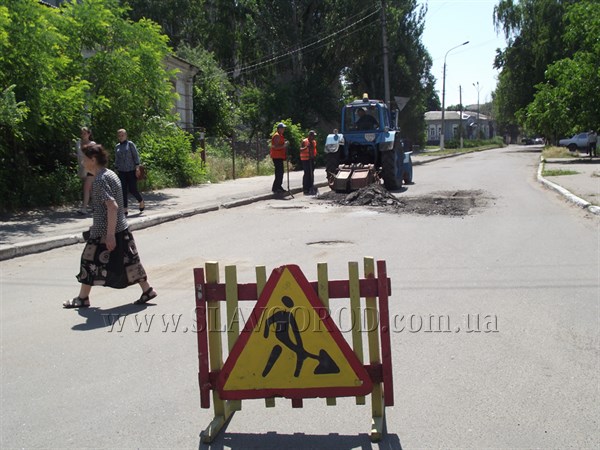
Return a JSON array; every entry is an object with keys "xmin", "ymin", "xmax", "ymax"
[
  {"xmin": 0, "ymin": 235, "xmax": 83, "ymax": 261},
  {"xmin": 537, "ymin": 158, "xmax": 599, "ymax": 215},
  {"xmin": 0, "ymin": 205, "xmax": 220, "ymax": 262},
  {"xmin": 412, "ymin": 146, "xmax": 499, "ymax": 166}
]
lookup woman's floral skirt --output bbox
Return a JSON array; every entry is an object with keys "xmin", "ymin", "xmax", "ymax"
[{"xmin": 76, "ymin": 229, "xmax": 147, "ymax": 288}]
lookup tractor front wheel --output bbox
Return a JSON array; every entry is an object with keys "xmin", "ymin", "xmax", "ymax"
[
  {"xmin": 326, "ymin": 151, "xmax": 340, "ymax": 190},
  {"xmin": 381, "ymin": 151, "xmax": 401, "ymax": 190}
]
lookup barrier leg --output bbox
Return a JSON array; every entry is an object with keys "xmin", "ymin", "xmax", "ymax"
[{"xmin": 201, "ymin": 262, "xmax": 235, "ymax": 443}]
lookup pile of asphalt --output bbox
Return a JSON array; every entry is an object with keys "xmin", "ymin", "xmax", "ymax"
[{"xmin": 318, "ymin": 184, "xmax": 492, "ymax": 217}]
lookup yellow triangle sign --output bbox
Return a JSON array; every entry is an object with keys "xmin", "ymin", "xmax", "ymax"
[{"xmin": 216, "ymin": 265, "xmax": 373, "ymax": 400}]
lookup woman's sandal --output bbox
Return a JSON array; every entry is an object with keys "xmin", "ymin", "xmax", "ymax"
[
  {"xmin": 139, "ymin": 200, "xmax": 145, "ymax": 212},
  {"xmin": 63, "ymin": 296, "xmax": 90, "ymax": 309},
  {"xmin": 134, "ymin": 287, "xmax": 157, "ymax": 305}
]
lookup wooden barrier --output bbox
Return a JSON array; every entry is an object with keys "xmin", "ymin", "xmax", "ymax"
[{"xmin": 193, "ymin": 258, "xmax": 394, "ymax": 443}]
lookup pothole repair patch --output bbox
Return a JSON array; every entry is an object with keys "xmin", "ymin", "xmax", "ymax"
[
  {"xmin": 306, "ymin": 240, "xmax": 353, "ymax": 248},
  {"xmin": 318, "ymin": 184, "xmax": 493, "ymax": 216}
]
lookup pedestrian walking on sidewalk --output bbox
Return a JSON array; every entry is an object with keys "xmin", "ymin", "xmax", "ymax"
[
  {"xmin": 114, "ymin": 129, "xmax": 145, "ymax": 216},
  {"xmin": 300, "ymin": 130, "xmax": 318, "ymax": 195},
  {"xmin": 270, "ymin": 123, "xmax": 288, "ymax": 193},
  {"xmin": 75, "ymin": 127, "xmax": 96, "ymax": 215},
  {"xmin": 63, "ymin": 144, "xmax": 157, "ymax": 309}
]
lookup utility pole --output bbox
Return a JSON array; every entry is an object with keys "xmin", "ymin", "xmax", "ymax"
[
  {"xmin": 473, "ymin": 81, "xmax": 481, "ymax": 139},
  {"xmin": 459, "ymin": 85, "xmax": 463, "ymax": 149},
  {"xmin": 381, "ymin": 0, "xmax": 390, "ymax": 107}
]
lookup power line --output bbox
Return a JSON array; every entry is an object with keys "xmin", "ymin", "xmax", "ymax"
[
  {"xmin": 223, "ymin": 4, "xmax": 380, "ymax": 74},
  {"xmin": 233, "ymin": 16, "xmax": 381, "ymax": 78},
  {"xmin": 223, "ymin": 5, "xmax": 382, "ymax": 78}
]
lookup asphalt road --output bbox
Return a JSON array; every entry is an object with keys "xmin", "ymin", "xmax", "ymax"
[{"xmin": 1, "ymin": 146, "xmax": 598, "ymax": 449}]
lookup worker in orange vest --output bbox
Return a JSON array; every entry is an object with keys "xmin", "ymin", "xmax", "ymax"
[
  {"xmin": 300, "ymin": 130, "xmax": 317, "ymax": 195},
  {"xmin": 270, "ymin": 123, "xmax": 287, "ymax": 193}
]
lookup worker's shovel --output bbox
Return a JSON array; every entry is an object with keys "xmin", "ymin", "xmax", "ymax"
[{"xmin": 286, "ymin": 149, "xmax": 294, "ymax": 198}]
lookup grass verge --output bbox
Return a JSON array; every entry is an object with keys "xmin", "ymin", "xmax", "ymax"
[
  {"xmin": 420, "ymin": 144, "xmax": 500, "ymax": 157},
  {"xmin": 542, "ymin": 146, "xmax": 581, "ymax": 159},
  {"xmin": 542, "ymin": 168, "xmax": 579, "ymax": 176}
]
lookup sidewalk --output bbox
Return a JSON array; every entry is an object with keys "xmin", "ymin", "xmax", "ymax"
[
  {"xmin": 539, "ymin": 157, "xmax": 600, "ymax": 212},
  {"xmin": 1, "ymin": 148, "xmax": 597, "ymax": 261},
  {"xmin": 0, "ymin": 170, "xmax": 317, "ymax": 261}
]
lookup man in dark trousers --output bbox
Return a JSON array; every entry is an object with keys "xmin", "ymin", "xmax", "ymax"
[
  {"xmin": 270, "ymin": 123, "xmax": 287, "ymax": 193},
  {"xmin": 300, "ymin": 130, "xmax": 317, "ymax": 195},
  {"xmin": 114, "ymin": 128, "xmax": 144, "ymax": 216}
]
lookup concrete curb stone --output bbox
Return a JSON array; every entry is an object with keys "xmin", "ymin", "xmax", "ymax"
[{"xmin": 537, "ymin": 157, "xmax": 599, "ymax": 215}]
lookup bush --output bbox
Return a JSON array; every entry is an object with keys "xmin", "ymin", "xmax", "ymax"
[
  {"xmin": 7, "ymin": 161, "xmax": 81, "ymax": 210},
  {"xmin": 137, "ymin": 118, "xmax": 206, "ymax": 189}
]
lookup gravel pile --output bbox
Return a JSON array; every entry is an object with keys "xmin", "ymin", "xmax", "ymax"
[{"xmin": 318, "ymin": 185, "xmax": 492, "ymax": 217}]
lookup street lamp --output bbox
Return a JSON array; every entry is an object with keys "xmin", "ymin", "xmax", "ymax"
[
  {"xmin": 440, "ymin": 41, "xmax": 469, "ymax": 151},
  {"xmin": 473, "ymin": 81, "xmax": 481, "ymax": 139}
]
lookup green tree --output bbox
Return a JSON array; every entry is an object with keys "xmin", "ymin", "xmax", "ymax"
[
  {"xmin": 516, "ymin": 0, "xmax": 599, "ymax": 141},
  {"xmin": 492, "ymin": 0, "xmax": 576, "ymax": 137},
  {"xmin": 0, "ymin": 0, "xmax": 91, "ymax": 209},
  {"xmin": 122, "ymin": 1, "xmax": 435, "ymax": 145},
  {"xmin": 176, "ymin": 44, "xmax": 236, "ymax": 136},
  {"xmin": 0, "ymin": 0, "xmax": 191, "ymax": 210},
  {"xmin": 125, "ymin": 0, "xmax": 208, "ymax": 48},
  {"xmin": 62, "ymin": 0, "xmax": 177, "ymax": 144}
]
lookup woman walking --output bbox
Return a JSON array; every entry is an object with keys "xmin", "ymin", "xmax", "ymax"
[
  {"xmin": 114, "ymin": 128, "xmax": 145, "ymax": 216},
  {"xmin": 63, "ymin": 144, "xmax": 157, "ymax": 308}
]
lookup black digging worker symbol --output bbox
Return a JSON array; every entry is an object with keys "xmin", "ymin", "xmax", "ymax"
[{"xmin": 261, "ymin": 295, "xmax": 340, "ymax": 378}]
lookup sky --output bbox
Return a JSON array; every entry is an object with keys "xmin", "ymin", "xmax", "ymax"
[{"xmin": 417, "ymin": 0, "xmax": 508, "ymax": 109}]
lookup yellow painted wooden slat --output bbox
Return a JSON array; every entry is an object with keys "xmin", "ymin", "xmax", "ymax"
[
  {"xmin": 256, "ymin": 266, "xmax": 276, "ymax": 409},
  {"xmin": 364, "ymin": 257, "xmax": 384, "ymax": 422},
  {"xmin": 225, "ymin": 265, "xmax": 239, "ymax": 352},
  {"xmin": 317, "ymin": 262, "xmax": 336, "ymax": 407},
  {"xmin": 225, "ymin": 265, "xmax": 241, "ymax": 412},
  {"xmin": 348, "ymin": 261, "xmax": 366, "ymax": 405},
  {"xmin": 256, "ymin": 266, "xmax": 267, "ymax": 296},
  {"xmin": 317, "ymin": 262, "xmax": 330, "ymax": 310}
]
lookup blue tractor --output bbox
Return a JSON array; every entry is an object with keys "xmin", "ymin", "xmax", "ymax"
[{"xmin": 324, "ymin": 94, "xmax": 412, "ymax": 192}]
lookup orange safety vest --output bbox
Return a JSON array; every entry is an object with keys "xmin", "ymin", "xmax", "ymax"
[
  {"xmin": 300, "ymin": 138, "xmax": 317, "ymax": 161},
  {"xmin": 270, "ymin": 132, "xmax": 286, "ymax": 159}
]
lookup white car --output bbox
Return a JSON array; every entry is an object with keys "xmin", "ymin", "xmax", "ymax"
[{"xmin": 558, "ymin": 132, "xmax": 591, "ymax": 151}]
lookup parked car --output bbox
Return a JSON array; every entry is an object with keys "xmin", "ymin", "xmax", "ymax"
[
  {"xmin": 521, "ymin": 137, "xmax": 534, "ymax": 145},
  {"xmin": 558, "ymin": 132, "xmax": 591, "ymax": 151}
]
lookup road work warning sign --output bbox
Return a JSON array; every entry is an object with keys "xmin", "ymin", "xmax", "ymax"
[{"xmin": 216, "ymin": 265, "xmax": 373, "ymax": 399}]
